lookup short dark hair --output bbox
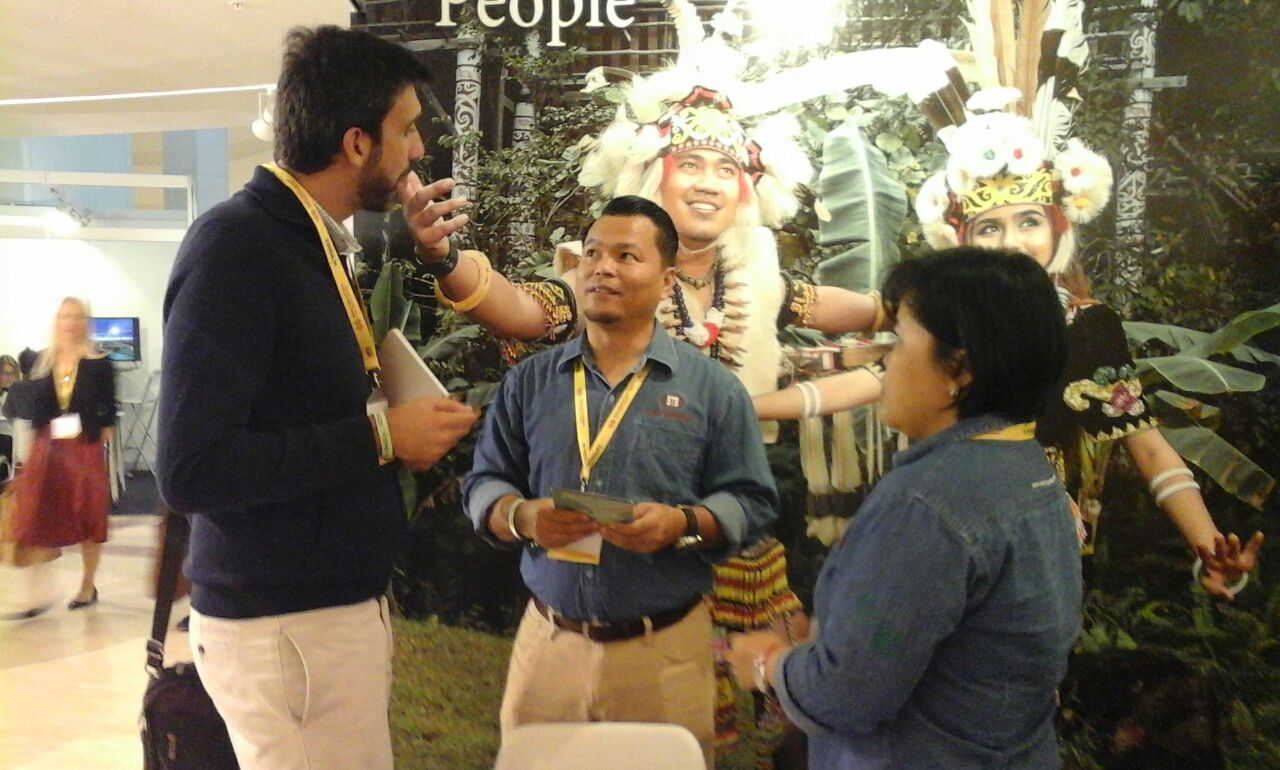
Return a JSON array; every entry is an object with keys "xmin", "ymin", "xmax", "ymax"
[
  {"xmin": 274, "ymin": 26, "xmax": 431, "ymax": 173},
  {"xmin": 882, "ymin": 248, "xmax": 1067, "ymax": 422},
  {"xmin": 594, "ymin": 196, "xmax": 679, "ymax": 266}
]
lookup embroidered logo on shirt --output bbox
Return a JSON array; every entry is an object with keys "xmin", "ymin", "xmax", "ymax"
[{"xmin": 644, "ymin": 393, "xmax": 694, "ymax": 423}]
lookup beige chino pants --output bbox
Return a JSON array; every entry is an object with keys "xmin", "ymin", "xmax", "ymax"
[
  {"xmin": 500, "ymin": 599, "xmax": 717, "ymax": 768},
  {"xmin": 190, "ymin": 597, "xmax": 394, "ymax": 770}
]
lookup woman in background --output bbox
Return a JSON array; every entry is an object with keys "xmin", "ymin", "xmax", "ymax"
[{"xmin": 8, "ymin": 297, "xmax": 117, "ymax": 609}]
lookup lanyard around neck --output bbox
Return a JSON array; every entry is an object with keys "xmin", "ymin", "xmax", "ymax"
[
  {"xmin": 55, "ymin": 362, "xmax": 77, "ymax": 412},
  {"xmin": 573, "ymin": 359, "xmax": 651, "ymax": 490},
  {"xmin": 969, "ymin": 422, "xmax": 1037, "ymax": 441},
  {"xmin": 262, "ymin": 163, "xmax": 380, "ymax": 378}
]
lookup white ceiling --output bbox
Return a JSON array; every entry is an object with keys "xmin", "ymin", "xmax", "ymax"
[{"xmin": 0, "ymin": 0, "xmax": 353, "ymax": 138}]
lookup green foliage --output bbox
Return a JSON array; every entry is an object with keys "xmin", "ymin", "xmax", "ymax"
[
  {"xmin": 813, "ymin": 118, "xmax": 908, "ymax": 293},
  {"xmin": 1124, "ymin": 304, "xmax": 1280, "ymax": 508}
]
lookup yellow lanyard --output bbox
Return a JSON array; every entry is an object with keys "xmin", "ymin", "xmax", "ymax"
[
  {"xmin": 55, "ymin": 363, "xmax": 77, "ymax": 412},
  {"xmin": 970, "ymin": 422, "xmax": 1037, "ymax": 441},
  {"xmin": 262, "ymin": 163, "xmax": 380, "ymax": 378},
  {"xmin": 573, "ymin": 359, "xmax": 651, "ymax": 490}
]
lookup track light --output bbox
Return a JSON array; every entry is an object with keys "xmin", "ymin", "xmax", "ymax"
[
  {"xmin": 252, "ymin": 87, "xmax": 276, "ymax": 142},
  {"xmin": 47, "ymin": 187, "xmax": 89, "ymax": 235}
]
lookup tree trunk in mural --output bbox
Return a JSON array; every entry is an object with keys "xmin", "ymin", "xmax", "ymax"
[{"xmin": 1113, "ymin": 0, "xmax": 1158, "ymax": 304}]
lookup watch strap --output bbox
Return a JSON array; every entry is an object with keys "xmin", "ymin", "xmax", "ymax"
[
  {"xmin": 419, "ymin": 239, "xmax": 460, "ymax": 277},
  {"xmin": 678, "ymin": 505, "xmax": 699, "ymax": 537}
]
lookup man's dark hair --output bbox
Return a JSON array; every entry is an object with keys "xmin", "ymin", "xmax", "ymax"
[
  {"xmin": 274, "ymin": 26, "xmax": 431, "ymax": 173},
  {"xmin": 882, "ymin": 248, "xmax": 1067, "ymax": 422},
  {"xmin": 596, "ymin": 196, "xmax": 679, "ymax": 266},
  {"xmin": 17, "ymin": 348, "xmax": 37, "ymax": 379}
]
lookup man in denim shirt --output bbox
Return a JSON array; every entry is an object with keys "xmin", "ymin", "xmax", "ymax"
[{"xmin": 463, "ymin": 196, "xmax": 777, "ymax": 764}]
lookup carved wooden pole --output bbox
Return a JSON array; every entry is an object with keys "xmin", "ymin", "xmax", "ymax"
[
  {"xmin": 509, "ymin": 31, "xmax": 540, "ymax": 255},
  {"xmin": 1113, "ymin": 0, "xmax": 1159, "ymax": 302},
  {"xmin": 452, "ymin": 37, "xmax": 482, "ymax": 200}
]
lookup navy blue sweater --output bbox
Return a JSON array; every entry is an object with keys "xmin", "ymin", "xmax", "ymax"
[{"xmin": 157, "ymin": 166, "xmax": 405, "ymax": 619}]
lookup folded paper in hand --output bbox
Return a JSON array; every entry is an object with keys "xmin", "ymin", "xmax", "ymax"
[{"xmin": 377, "ymin": 329, "xmax": 450, "ymax": 407}]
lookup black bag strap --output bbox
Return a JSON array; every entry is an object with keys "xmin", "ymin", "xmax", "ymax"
[{"xmin": 147, "ymin": 505, "xmax": 189, "ymax": 677}]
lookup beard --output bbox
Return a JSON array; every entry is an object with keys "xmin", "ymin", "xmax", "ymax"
[
  {"xmin": 582, "ymin": 305, "xmax": 623, "ymax": 325},
  {"xmin": 355, "ymin": 145, "xmax": 402, "ymax": 212}
]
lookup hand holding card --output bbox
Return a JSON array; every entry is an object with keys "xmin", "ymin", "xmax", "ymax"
[{"xmin": 551, "ymin": 488, "xmax": 635, "ymax": 525}]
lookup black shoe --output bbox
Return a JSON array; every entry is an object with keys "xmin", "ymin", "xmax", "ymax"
[
  {"xmin": 67, "ymin": 588, "xmax": 98, "ymax": 610},
  {"xmin": 1, "ymin": 605, "xmax": 50, "ymax": 621},
  {"xmin": 175, "ymin": 615, "xmax": 190, "ymax": 632}
]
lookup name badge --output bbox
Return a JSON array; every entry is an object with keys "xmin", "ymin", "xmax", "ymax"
[
  {"xmin": 51, "ymin": 413, "xmax": 83, "ymax": 440},
  {"xmin": 547, "ymin": 534, "xmax": 603, "ymax": 565},
  {"xmin": 366, "ymin": 388, "xmax": 389, "ymax": 416}
]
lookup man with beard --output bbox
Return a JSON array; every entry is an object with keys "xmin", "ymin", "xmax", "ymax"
[
  {"xmin": 463, "ymin": 196, "xmax": 778, "ymax": 767},
  {"xmin": 156, "ymin": 26, "xmax": 477, "ymax": 770}
]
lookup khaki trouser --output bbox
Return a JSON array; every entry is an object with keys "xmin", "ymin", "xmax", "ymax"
[
  {"xmin": 500, "ymin": 599, "xmax": 716, "ymax": 768},
  {"xmin": 190, "ymin": 597, "xmax": 394, "ymax": 770}
]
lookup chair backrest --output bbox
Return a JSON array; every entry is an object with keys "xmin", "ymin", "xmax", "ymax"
[{"xmin": 494, "ymin": 722, "xmax": 706, "ymax": 770}]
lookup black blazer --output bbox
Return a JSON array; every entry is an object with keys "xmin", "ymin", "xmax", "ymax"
[{"xmin": 8, "ymin": 357, "xmax": 118, "ymax": 442}]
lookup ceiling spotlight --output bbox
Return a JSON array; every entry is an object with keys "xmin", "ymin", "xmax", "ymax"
[
  {"xmin": 251, "ymin": 88, "xmax": 275, "ymax": 142},
  {"xmin": 251, "ymin": 117, "xmax": 273, "ymax": 142}
]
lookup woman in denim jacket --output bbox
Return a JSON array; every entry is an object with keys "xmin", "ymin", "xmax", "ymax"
[{"xmin": 728, "ymin": 249, "xmax": 1082, "ymax": 769}]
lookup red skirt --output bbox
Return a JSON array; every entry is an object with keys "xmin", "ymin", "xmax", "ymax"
[{"xmin": 8, "ymin": 428, "xmax": 109, "ymax": 547}]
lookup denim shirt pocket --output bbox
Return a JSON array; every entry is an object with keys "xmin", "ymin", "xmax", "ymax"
[{"xmin": 625, "ymin": 415, "xmax": 705, "ymax": 501}]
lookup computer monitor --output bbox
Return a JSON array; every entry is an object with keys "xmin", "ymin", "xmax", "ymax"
[{"xmin": 89, "ymin": 317, "xmax": 141, "ymax": 363}]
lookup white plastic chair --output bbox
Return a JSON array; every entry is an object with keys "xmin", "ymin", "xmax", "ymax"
[{"xmin": 494, "ymin": 722, "xmax": 706, "ymax": 770}]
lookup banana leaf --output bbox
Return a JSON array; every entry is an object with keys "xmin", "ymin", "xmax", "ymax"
[
  {"xmin": 814, "ymin": 118, "xmax": 907, "ymax": 293},
  {"xmin": 1159, "ymin": 426, "xmax": 1276, "ymax": 510},
  {"xmin": 1136, "ymin": 355, "xmax": 1266, "ymax": 394},
  {"xmin": 1150, "ymin": 390, "xmax": 1222, "ymax": 430},
  {"xmin": 369, "ymin": 261, "xmax": 409, "ymax": 344},
  {"xmin": 1126, "ymin": 314, "xmax": 1280, "ymax": 368},
  {"xmin": 1184, "ymin": 302, "xmax": 1280, "ymax": 364},
  {"xmin": 418, "ymin": 324, "xmax": 483, "ymax": 361}
]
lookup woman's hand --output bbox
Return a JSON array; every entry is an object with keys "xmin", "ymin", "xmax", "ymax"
[
  {"xmin": 724, "ymin": 629, "xmax": 790, "ymax": 692},
  {"xmin": 1197, "ymin": 531, "xmax": 1264, "ymax": 600}
]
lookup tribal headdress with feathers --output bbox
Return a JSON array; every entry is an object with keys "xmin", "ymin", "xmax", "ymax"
[
  {"xmin": 578, "ymin": 0, "xmax": 952, "ymax": 240},
  {"xmin": 576, "ymin": 22, "xmax": 813, "ymax": 235},
  {"xmin": 574, "ymin": 0, "xmax": 940, "ymax": 394},
  {"xmin": 913, "ymin": 0, "xmax": 1113, "ymax": 275}
]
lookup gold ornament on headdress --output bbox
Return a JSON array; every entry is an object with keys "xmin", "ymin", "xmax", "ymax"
[
  {"xmin": 958, "ymin": 167, "xmax": 1055, "ymax": 219},
  {"xmin": 659, "ymin": 86, "xmax": 753, "ymax": 169}
]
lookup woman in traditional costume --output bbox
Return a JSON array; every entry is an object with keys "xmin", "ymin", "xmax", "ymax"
[{"xmin": 752, "ymin": 0, "xmax": 1262, "ymax": 595}]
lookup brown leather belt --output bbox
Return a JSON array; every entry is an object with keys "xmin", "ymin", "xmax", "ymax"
[{"xmin": 531, "ymin": 596, "xmax": 700, "ymax": 643}]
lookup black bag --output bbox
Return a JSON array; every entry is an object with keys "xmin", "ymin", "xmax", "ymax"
[{"xmin": 141, "ymin": 508, "xmax": 239, "ymax": 769}]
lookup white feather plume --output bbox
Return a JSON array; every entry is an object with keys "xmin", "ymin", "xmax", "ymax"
[
  {"xmin": 1032, "ymin": 81, "xmax": 1074, "ymax": 155},
  {"xmin": 963, "ymin": 0, "xmax": 1000, "ymax": 89},
  {"xmin": 664, "ymin": 0, "xmax": 706, "ymax": 68}
]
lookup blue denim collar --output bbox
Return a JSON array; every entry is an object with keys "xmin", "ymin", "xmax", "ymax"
[
  {"xmin": 554, "ymin": 319, "xmax": 679, "ymax": 377},
  {"xmin": 893, "ymin": 414, "xmax": 1019, "ymax": 469}
]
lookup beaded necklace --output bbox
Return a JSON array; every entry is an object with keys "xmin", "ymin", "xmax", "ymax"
[{"xmin": 670, "ymin": 260, "xmax": 727, "ymax": 360}]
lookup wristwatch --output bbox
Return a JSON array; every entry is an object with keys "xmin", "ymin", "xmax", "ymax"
[
  {"xmin": 674, "ymin": 505, "xmax": 703, "ymax": 550},
  {"xmin": 418, "ymin": 238, "xmax": 460, "ymax": 277}
]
